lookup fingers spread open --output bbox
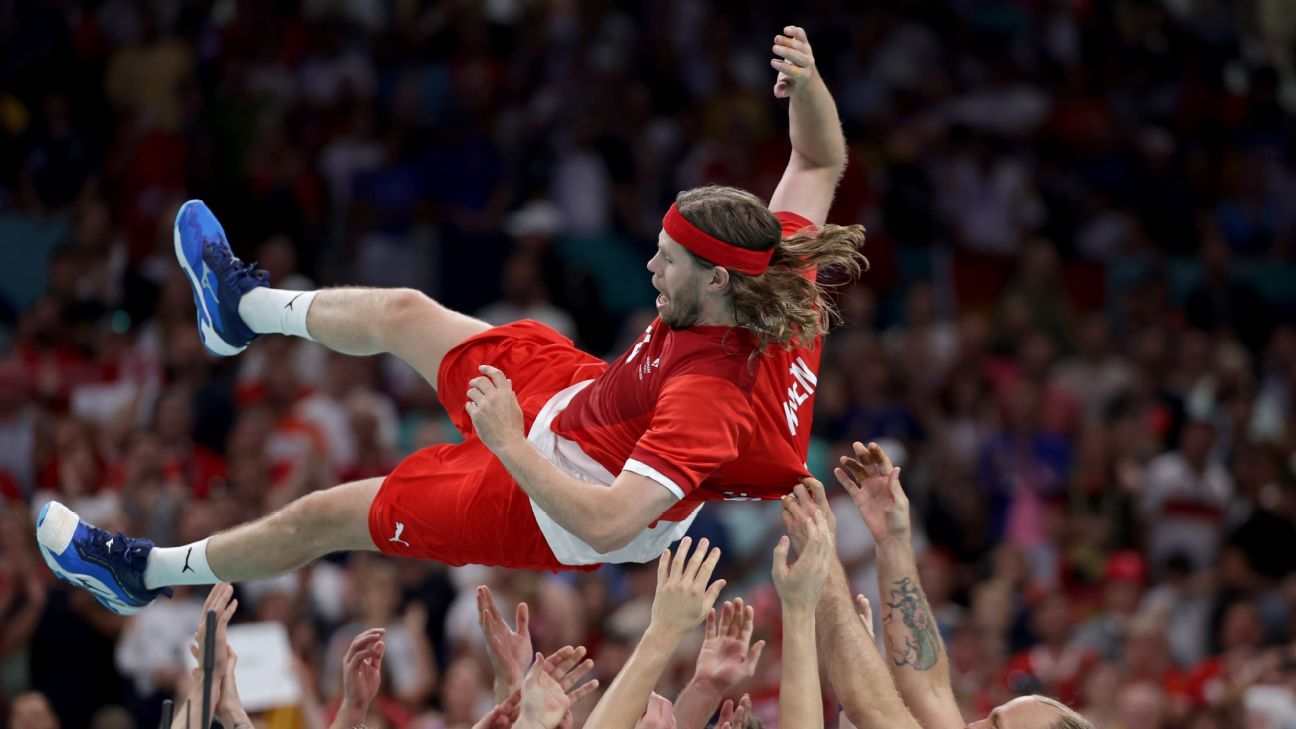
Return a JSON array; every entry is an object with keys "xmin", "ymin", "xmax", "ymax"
[
  {"xmin": 670, "ymin": 537, "xmax": 692, "ymax": 579},
  {"xmin": 718, "ymin": 699, "xmax": 735, "ymax": 724},
  {"xmin": 515, "ymin": 601, "xmax": 529, "ymax": 634},
  {"xmin": 696, "ymin": 546, "xmax": 721, "ymax": 586},
  {"xmin": 561, "ymin": 658, "xmax": 594, "ymax": 692},
  {"xmin": 550, "ymin": 645, "xmax": 585, "ymax": 677},
  {"xmin": 683, "ymin": 538, "xmax": 710, "ymax": 582},
  {"xmin": 834, "ymin": 466, "xmax": 860, "ymax": 494},
  {"xmin": 739, "ymin": 600, "xmax": 754, "ymax": 643},
  {"xmin": 703, "ymin": 578, "xmax": 726, "ymax": 612},
  {"xmin": 567, "ymin": 678, "xmax": 599, "ymax": 704}
]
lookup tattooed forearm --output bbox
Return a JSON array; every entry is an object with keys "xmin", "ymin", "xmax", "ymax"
[{"xmin": 883, "ymin": 577, "xmax": 941, "ymax": 671}]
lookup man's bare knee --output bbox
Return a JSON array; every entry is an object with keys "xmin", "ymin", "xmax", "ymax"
[
  {"xmin": 282, "ymin": 480, "xmax": 380, "ymax": 552},
  {"xmin": 378, "ymin": 288, "xmax": 488, "ymax": 385}
]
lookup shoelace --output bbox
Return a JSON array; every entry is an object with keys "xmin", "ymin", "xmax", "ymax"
[
  {"xmin": 89, "ymin": 528, "xmax": 173, "ymax": 597},
  {"xmin": 204, "ymin": 240, "xmax": 269, "ymax": 287},
  {"xmin": 91, "ymin": 529, "xmax": 147, "ymax": 571}
]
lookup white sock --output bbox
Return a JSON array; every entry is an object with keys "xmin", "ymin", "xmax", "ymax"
[
  {"xmin": 237, "ymin": 288, "xmax": 317, "ymax": 340},
  {"xmin": 144, "ymin": 538, "xmax": 219, "ymax": 588}
]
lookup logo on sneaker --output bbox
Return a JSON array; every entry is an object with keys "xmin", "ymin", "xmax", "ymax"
[
  {"xmin": 389, "ymin": 522, "xmax": 410, "ymax": 547},
  {"xmin": 182, "ymin": 547, "xmax": 195, "ymax": 573},
  {"xmin": 198, "ymin": 262, "xmax": 224, "ymax": 329},
  {"xmin": 77, "ymin": 576, "xmax": 118, "ymax": 603}
]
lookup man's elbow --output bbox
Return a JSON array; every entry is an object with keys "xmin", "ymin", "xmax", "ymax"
[
  {"xmin": 824, "ymin": 150, "xmax": 848, "ymax": 181},
  {"xmin": 583, "ymin": 521, "xmax": 637, "ymax": 554},
  {"xmin": 792, "ymin": 150, "xmax": 846, "ymax": 183}
]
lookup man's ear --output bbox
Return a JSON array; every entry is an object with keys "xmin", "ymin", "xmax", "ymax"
[{"xmin": 708, "ymin": 266, "xmax": 731, "ymax": 293}]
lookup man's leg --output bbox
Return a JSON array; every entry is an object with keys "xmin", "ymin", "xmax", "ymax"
[
  {"xmin": 144, "ymin": 478, "xmax": 383, "ymax": 587},
  {"xmin": 243, "ymin": 286, "xmax": 489, "ymax": 387},
  {"xmin": 178, "ymin": 199, "xmax": 488, "ymax": 387}
]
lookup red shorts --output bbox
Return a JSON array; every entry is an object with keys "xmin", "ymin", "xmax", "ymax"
[{"xmin": 367, "ymin": 320, "xmax": 607, "ymax": 571}]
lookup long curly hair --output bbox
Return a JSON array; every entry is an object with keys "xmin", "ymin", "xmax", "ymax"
[{"xmin": 674, "ymin": 185, "xmax": 868, "ymax": 356}]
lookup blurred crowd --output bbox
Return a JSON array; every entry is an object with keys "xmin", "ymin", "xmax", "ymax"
[{"xmin": 3, "ymin": 0, "xmax": 1296, "ymax": 727}]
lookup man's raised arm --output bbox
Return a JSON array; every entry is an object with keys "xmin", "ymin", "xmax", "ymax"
[
  {"xmin": 782, "ymin": 481, "xmax": 922, "ymax": 729},
  {"xmin": 836, "ymin": 443, "xmax": 965, "ymax": 729},
  {"xmin": 768, "ymin": 25, "xmax": 847, "ymax": 227}
]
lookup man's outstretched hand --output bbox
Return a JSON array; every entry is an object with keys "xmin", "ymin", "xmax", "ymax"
[
  {"xmin": 650, "ymin": 537, "xmax": 726, "ymax": 639},
  {"xmin": 342, "ymin": 628, "xmax": 385, "ymax": 713},
  {"xmin": 478, "ymin": 585, "xmax": 532, "ymax": 700},
  {"xmin": 516, "ymin": 646, "xmax": 599, "ymax": 729},
  {"xmin": 772, "ymin": 509, "xmax": 833, "ymax": 613},
  {"xmin": 772, "ymin": 26, "xmax": 819, "ymax": 98},
  {"xmin": 836, "ymin": 441, "xmax": 910, "ymax": 544},
  {"xmin": 693, "ymin": 598, "xmax": 765, "ymax": 692},
  {"xmin": 781, "ymin": 478, "xmax": 836, "ymax": 555}
]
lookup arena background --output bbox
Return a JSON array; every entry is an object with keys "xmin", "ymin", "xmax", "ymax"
[{"xmin": 2, "ymin": 1, "xmax": 1296, "ymax": 727}]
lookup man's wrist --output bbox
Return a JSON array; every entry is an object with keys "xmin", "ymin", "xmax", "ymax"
[
  {"xmin": 336, "ymin": 702, "xmax": 368, "ymax": 725},
  {"xmin": 875, "ymin": 535, "xmax": 915, "ymax": 560},
  {"xmin": 221, "ymin": 712, "xmax": 253, "ymax": 729},
  {"xmin": 494, "ymin": 436, "xmax": 534, "ymax": 464},
  {"xmin": 782, "ymin": 602, "xmax": 818, "ymax": 621},
  {"xmin": 644, "ymin": 621, "xmax": 689, "ymax": 647},
  {"xmin": 685, "ymin": 673, "xmax": 728, "ymax": 698},
  {"xmin": 493, "ymin": 676, "xmax": 519, "ymax": 703}
]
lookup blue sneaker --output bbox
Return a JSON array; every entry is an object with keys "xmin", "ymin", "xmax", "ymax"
[
  {"xmin": 36, "ymin": 501, "xmax": 172, "ymax": 615},
  {"xmin": 173, "ymin": 199, "xmax": 269, "ymax": 356}
]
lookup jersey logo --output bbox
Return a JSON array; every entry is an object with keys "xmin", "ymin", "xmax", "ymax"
[
  {"xmin": 637, "ymin": 356, "xmax": 661, "ymax": 381},
  {"xmin": 782, "ymin": 356, "xmax": 817, "ymax": 436}
]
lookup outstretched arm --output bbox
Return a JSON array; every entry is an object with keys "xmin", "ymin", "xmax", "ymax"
[
  {"xmin": 771, "ymin": 510, "xmax": 834, "ymax": 729},
  {"xmin": 477, "ymin": 586, "xmax": 533, "ymax": 704},
  {"xmin": 672, "ymin": 599, "xmax": 765, "ymax": 729},
  {"xmin": 837, "ymin": 442, "xmax": 964, "ymax": 729},
  {"xmin": 171, "ymin": 584, "xmax": 238, "ymax": 729},
  {"xmin": 329, "ymin": 628, "xmax": 387, "ymax": 729},
  {"xmin": 783, "ymin": 481, "xmax": 923, "ymax": 729},
  {"xmin": 768, "ymin": 25, "xmax": 847, "ymax": 227},
  {"xmin": 585, "ymin": 538, "xmax": 726, "ymax": 729}
]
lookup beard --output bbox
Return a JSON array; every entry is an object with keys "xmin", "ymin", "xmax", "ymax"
[{"xmin": 660, "ymin": 281, "xmax": 704, "ymax": 329}]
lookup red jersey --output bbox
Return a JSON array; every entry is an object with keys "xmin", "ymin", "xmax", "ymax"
[{"xmin": 552, "ymin": 212, "xmax": 819, "ymax": 523}]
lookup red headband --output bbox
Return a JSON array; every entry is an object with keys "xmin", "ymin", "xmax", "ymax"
[{"xmin": 663, "ymin": 203, "xmax": 774, "ymax": 275}]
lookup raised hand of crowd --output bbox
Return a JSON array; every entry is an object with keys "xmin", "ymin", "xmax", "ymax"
[{"xmin": 516, "ymin": 646, "xmax": 599, "ymax": 729}]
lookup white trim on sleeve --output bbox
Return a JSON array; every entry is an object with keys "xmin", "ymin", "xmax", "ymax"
[{"xmin": 623, "ymin": 459, "xmax": 686, "ymax": 501}]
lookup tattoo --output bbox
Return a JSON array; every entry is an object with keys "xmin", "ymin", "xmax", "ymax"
[{"xmin": 883, "ymin": 577, "xmax": 941, "ymax": 671}]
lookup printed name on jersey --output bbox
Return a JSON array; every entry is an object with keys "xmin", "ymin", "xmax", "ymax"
[{"xmin": 782, "ymin": 356, "xmax": 817, "ymax": 436}]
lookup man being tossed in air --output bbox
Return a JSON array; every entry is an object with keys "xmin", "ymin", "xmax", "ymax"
[{"xmin": 37, "ymin": 26, "xmax": 867, "ymax": 615}]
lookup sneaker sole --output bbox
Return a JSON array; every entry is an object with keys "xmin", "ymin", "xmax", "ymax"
[
  {"xmin": 174, "ymin": 200, "xmax": 247, "ymax": 357},
  {"xmin": 36, "ymin": 502, "xmax": 144, "ymax": 615}
]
